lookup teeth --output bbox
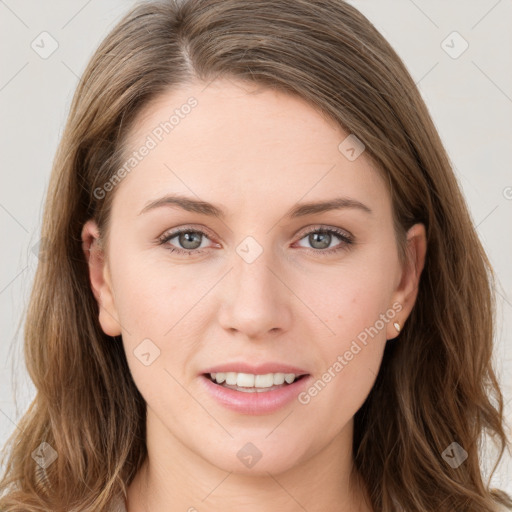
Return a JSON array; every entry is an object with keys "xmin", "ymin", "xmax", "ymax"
[{"xmin": 208, "ymin": 372, "xmax": 300, "ymax": 388}]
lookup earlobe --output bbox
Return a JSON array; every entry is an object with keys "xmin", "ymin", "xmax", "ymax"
[
  {"xmin": 387, "ymin": 223, "xmax": 427, "ymax": 340},
  {"xmin": 81, "ymin": 219, "xmax": 122, "ymax": 337}
]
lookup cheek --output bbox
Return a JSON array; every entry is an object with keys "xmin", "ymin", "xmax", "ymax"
[
  {"xmin": 298, "ymin": 278, "xmax": 389, "ymax": 425},
  {"xmin": 110, "ymin": 248, "xmax": 179, "ymax": 328},
  {"xmin": 312, "ymin": 256, "xmax": 396, "ymax": 341},
  {"xmin": 303, "ymin": 254, "xmax": 395, "ymax": 393},
  {"xmin": 109, "ymin": 250, "xmax": 213, "ymax": 385}
]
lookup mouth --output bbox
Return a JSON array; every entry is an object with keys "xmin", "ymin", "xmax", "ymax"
[{"xmin": 202, "ymin": 372, "xmax": 309, "ymax": 393}]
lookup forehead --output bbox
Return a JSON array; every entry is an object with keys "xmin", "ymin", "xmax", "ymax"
[{"xmin": 116, "ymin": 78, "xmax": 388, "ymax": 216}]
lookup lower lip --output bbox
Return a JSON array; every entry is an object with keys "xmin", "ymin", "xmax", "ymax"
[{"xmin": 199, "ymin": 374, "xmax": 311, "ymax": 415}]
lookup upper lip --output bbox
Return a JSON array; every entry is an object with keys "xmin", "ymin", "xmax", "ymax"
[{"xmin": 201, "ymin": 362, "xmax": 310, "ymax": 376}]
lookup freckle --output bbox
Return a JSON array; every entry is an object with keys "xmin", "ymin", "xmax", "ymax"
[{"xmin": 337, "ymin": 314, "xmax": 342, "ymax": 319}]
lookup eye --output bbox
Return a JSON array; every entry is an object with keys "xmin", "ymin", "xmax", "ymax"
[
  {"xmin": 158, "ymin": 227, "xmax": 214, "ymax": 256},
  {"xmin": 158, "ymin": 225, "xmax": 354, "ymax": 257},
  {"xmin": 294, "ymin": 226, "xmax": 354, "ymax": 255}
]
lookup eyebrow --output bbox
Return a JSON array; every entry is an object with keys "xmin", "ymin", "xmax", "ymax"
[{"xmin": 138, "ymin": 194, "xmax": 373, "ymax": 218}]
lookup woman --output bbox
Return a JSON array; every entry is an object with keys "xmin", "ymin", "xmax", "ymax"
[{"xmin": 0, "ymin": 0, "xmax": 510, "ymax": 511}]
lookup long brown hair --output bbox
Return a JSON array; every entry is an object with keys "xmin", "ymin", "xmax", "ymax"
[{"xmin": 1, "ymin": 1, "xmax": 510, "ymax": 510}]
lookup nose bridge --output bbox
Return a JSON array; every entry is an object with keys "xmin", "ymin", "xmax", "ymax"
[
  {"xmin": 233, "ymin": 234, "xmax": 283, "ymax": 301},
  {"xmin": 237, "ymin": 239, "xmax": 275, "ymax": 286}
]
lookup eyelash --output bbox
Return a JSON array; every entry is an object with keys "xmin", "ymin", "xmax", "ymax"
[{"xmin": 157, "ymin": 225, "xmax": 354, "ymax": 257}]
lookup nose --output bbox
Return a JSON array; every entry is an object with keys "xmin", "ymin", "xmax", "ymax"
[{"xmin": 217, "ymin": 244, "xmax": 293, "ymax": 339}]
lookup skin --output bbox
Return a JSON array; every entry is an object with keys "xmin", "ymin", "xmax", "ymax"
[{"xmin": 82, "ymin": 78, "xmax": 426, "ymax": 512}]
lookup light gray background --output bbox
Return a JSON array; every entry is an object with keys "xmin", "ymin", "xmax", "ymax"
[{"xmin": 1, "ymin": 0, "xmax": 511, "ymax": 494}]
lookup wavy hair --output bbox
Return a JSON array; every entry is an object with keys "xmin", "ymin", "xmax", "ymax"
[{"xmin": 0, "ymin": 0, "xmax": 510, "ymax": 510}]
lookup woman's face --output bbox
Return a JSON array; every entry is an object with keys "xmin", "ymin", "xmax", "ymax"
[{"xmin": 83, "ymin": 78, "xmax": 425, "ymax": 476}]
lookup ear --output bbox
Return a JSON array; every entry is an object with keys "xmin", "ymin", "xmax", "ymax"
[
  {"xmin": 387, "ymin": 223, "xmax": 427, "ymax": 340},
  {"xmin": 81, "ymin": 219, "xmax": 122, "ymax": 337}
]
